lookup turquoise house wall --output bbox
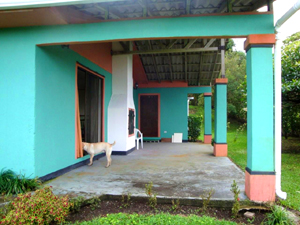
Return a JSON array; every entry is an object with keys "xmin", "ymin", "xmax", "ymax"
[
  {"xmin": 134, "ymin": 87, "xmax": 211, "ymax": 140},
  {"xmin": 0, "ymin": 30, "xmax": 37, "ymax": 176},
  {"xmin": 34, "ymin": 46, "xmax": 112, "ymax": 177},
  {"xmin": 204, "ymin": 96, "xmax": 212, "ymax": 135}
]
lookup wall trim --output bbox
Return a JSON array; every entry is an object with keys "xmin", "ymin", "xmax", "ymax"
[
  {"xmin": 246, "ymin": 167, "xmax": 275, "ymax": 175},
  {"xmin": 112, "ymin": 147, "xmax": 135, "ymax": 155},
  {"xmin": 245, "ymin": 44, "xmax": 274, "ymax": 52},
  {"xmin": 39, "ymin": 153, "xmax": 105, "ymax": 182}
]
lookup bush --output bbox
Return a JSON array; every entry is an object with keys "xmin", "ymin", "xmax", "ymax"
[
  {"xmin": 188, "ymin": 116, "xmax": 203, "ymax": 142},
  {"xmin": 0, "ymin": 169, "xmax": 41, "ymax": 195},
  {"xmin": 0, "ymin": 186, "xmax": 72, "ymax": 224},
  {"xmin": 263, "ymin": 205, "xmax": 294, "ymax": 225}
]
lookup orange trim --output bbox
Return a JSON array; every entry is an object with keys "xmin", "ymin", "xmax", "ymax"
[
  {"xmin": 213, "ymin": 143, "xmax": 228, "ymax": 157},
  {"xmin": 245, "ymin": 170, "xmax": 275, "ymax": 202},
  {"xmin": 244, "ymin": 34, "xmax": 276, "ymax": 50},
  {"xmin": 138, "ymin": 93, "xmax": 161, "ymax": 137},
  {"xmin": 75, "ymin": 66, "xmax": 83, "ymax": 159},
  {"xmin": 75, "ymin": 63, "xmax": 105, "ymax": 159},
  {"xmin": 70, "ymin": 43, "xmax": 112, "ymax": 73},
  {"xmin": 215, "ymin": 78, "xmax": 228, "ymax": 84},
  {"xmin": 204, "ymin": 93, "xmax": 212, "ymax": 96},
  {"xmin": 139, "ymin": 81, "xmax": 188, "ymax": 88}
]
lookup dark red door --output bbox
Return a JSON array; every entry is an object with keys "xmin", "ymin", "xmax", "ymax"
[{"xmin": 140, "ymin": 95, "xmax": 158, "ymax": 137}]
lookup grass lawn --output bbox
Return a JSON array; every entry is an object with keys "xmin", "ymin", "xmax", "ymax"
[{"xmin": 71, "ymin": 213, "xmax": 237, "ymax": 225}]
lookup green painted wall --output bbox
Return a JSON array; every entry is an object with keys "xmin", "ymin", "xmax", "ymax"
[
  {"xmin": 134, "ymin": 87, "xmax": 211, "ymax": 140},
  {"xmin": 246, "ymin": 47, "xmax": 274, "ymax": 172},
  {"xmin": 34, "ymin": 46, "xmax": 112, "ymax": 177},
  {"xmin": 1, "ymin": 14, "xmax": 274, "ymax": 46},
  {"xmin": 0, "ymin": 31, "xmax": 36, "ymax": 176},
  {"xmin": 204, "ymin": 96, "xmax": 212, "ymax": 135},
  {"xmin": 214, "ymin": 84, "xmax": 227, "ymax": 143}
]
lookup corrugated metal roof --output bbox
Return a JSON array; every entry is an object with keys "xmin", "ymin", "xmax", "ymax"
[
  {"xmin": 132, "ymin": 38, "xmax": 223, "ymax": 86},
  {"xmin": 71, "ymin": 0, "xmax": 271, "ymax": 20}
]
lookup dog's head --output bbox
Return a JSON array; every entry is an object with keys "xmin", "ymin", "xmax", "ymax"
[{"xmin": 82, "ymin": 142, "xmax": 89, "ymax": 152}]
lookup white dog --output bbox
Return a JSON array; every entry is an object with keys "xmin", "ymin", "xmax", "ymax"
[{"xmin": 82, "ymin": 141, "xmax": 115, "ymax": 168}]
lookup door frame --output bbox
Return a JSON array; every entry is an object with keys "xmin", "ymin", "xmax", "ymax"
[
  {"xmin": 138, "ymin": 93, "xmax": 160, "ymax": 137},
  {"xmin": 75, "ymin": 62, "xmax": 105, "ymax": 158}
]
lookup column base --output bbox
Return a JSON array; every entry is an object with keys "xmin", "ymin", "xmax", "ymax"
[
  {"xmin": 245, "ymin": 169, "xmax": 275, "ymax": 202},
  {"xmin": 213, "ymin": 143, "xmax": 227, "ymax": 157},
  {"xmin": 204, "ymin": 135, "xmax": 212, "ymax": 144}
]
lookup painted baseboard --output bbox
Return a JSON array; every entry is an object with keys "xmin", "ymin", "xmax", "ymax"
[
  {"xmin": 39, "ymin": 153, "xmax": 105, "ymax": 182},
  {"xmin": 112, "ymin": 147, "xmax": 135, "ymax": 155}
]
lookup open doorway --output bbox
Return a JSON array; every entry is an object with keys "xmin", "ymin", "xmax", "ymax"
[{"xmin": 77, "ymin": 64, "xmax": 104, "ymax": 143}]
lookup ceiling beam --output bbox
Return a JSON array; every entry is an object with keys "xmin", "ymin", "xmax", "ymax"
[
  {"xmin": 112, "ymin": 47, "xmax": 218, "ymax": 55},
  {"xmin": 184, "ymin": 39, "xmax": 197, "ymax": 49},
  {"xmin": 204, "ymin": 39, "xmax": 216, "ymax": 48},
  {"xmin": 167, "ymin": 39, "xmax": 178, "ymax": 49},
  {"xmin": 210, "ymin": 51, "xmax": 219, "ymax": 82}
]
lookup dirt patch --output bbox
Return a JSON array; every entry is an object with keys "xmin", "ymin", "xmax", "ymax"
[{"xmin": 66, "ymin": 199, "xmax": 268, "ymax": 225}]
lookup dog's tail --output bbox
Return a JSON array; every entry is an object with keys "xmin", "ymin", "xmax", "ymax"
[{"xmin": 110, "ymin": 141, "xmax": 116, "ymax": 146}]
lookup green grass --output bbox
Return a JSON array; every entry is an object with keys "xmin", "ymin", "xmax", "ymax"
[{"xmin": 71, "ymin": 213, "xmax": 238, "ymax": 225}]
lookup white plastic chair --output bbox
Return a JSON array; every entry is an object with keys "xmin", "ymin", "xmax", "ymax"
[{"xmin": 134, "ymin": 128, "xmax": 143, "ymax": 150}]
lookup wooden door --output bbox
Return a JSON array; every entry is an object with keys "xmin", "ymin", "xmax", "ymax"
[{"xmin": 140, "ymin": 95, "xmax": 159, "ymax": 137}]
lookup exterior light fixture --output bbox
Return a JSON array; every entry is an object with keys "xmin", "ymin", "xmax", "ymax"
[{"xmin": 134, "ymin": 82, "xmax": 138, "ymax": 89}]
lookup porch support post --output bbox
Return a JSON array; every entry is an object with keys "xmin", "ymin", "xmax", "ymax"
[
  {"xmin": 244, "ymin": 34, "xmax": 276, "ymax": 202},
  {"xmin": 204, "ymin": 93, "xmax": 212, "ymax": 144},
  {"xmin": 214, "ymin": 78, "xmax": 228, "ymax": 156}
]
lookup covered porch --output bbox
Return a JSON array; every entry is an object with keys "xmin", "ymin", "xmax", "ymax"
[{"xmin": 47, "ymin": 143, "xmax": 246, "ymax": 201}]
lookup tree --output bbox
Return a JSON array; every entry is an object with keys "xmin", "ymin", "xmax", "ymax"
[
  {"xmin": 225, "ymin": 50, "xmax": 247, "ymax": 121},
  {"xmin": 281, "ymin": 32, "xmax": 300, "ymax": 138}
]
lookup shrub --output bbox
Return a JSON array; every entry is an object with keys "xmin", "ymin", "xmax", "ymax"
[
  {"xmin": 145, "ymin": 182, "xmax": 157, "ymax": 209},
  {"xmin": 0, "ymin": 169, "xmax": 41, "ymax": 195},
  {"xmin": 0, "ymin": 186, "xmax": 72, "ymax": 224},
  {"xmin": 263, "ymin": 205, "xmax": 295, "ymax": 225},
  {"xmin": 188, "ymin": 116, "xmax": 203, "ymax": 142},
  {"xmin": 230, "ymin": 180, "xmax": 240, "ymax": 218},
  {"xmin": 200, "ymin": 188, "xmax": 215, "ymax": 212}
]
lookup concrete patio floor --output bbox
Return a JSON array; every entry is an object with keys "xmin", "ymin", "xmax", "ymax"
[{"xmin": 47, "ymin": 143, "xmax": 247, "ymax": 201}]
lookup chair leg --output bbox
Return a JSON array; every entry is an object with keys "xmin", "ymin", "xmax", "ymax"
[
  {"xmin": 137, "ymin": 140, "xmax": 139, "ymax": 150},
  {"xmin": 141, "ymin": 139, "xmax": 143, "ymax": 149}
]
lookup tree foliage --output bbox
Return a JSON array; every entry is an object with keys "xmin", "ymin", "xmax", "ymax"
[
  {"xmin": 225, "ymin": 50, "xmax": 247, "ymax": 121},
  {"xmin": 281, "ymin": 32, "xmax": 300, "ymax": 138}
]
